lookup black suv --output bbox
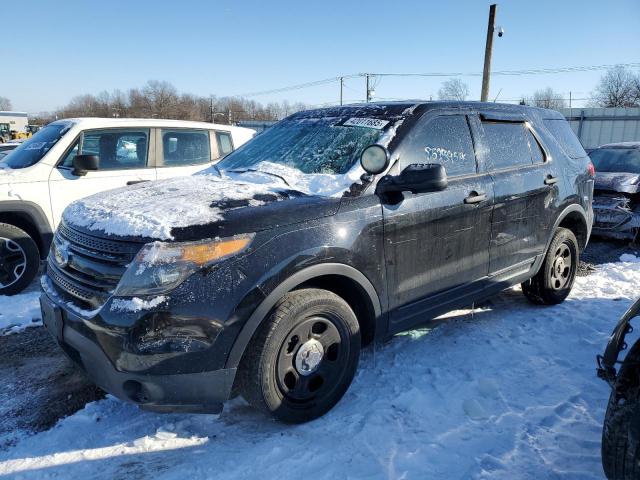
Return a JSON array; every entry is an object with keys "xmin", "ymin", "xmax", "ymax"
[{"xmin": 40, "ymin": 102, "xmax": 594, "ymax": 423}]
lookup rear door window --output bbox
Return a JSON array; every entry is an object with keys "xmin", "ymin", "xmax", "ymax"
[
  {"xmin": 161, "ymin": 129, "xmax": 211, "ymax": 166},
  {"xmin": 400, "ymin": 115, "xmax": 477, "ymax": 177},
  {"xmin": 482, "ymin": 122, "xmax": 533, "ymax": 170},
  {"xmin": 543, "ymin": 119, "xmax": 586, "ymax": 159},
  {"xmin": 215, "ymin": 131, "xmax": 234, "ymax": 157}
]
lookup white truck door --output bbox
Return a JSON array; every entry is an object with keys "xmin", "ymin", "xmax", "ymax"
[{"xmin": 48, "ymin": 128, "xmax": 157, "ymax": 228}]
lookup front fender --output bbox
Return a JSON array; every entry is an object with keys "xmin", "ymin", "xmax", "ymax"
[{"xmin": 224, "ymin": 261, "xmax": 382, "ymax": 370}]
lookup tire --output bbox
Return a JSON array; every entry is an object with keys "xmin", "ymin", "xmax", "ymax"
[
  {"xmin": 238, "ymin": 288, "xmax": 361, "ymax": 423},
  {"xmin": 522, "ymin": 227, "xmax": 578, "ymax": 305},
  {"xmin": 601, "ymin": 342, "xmax": 640, "ymax": 480},
  {"xmin": 0, "ymin": 223, "xmax": 40, "ymax": 296}
]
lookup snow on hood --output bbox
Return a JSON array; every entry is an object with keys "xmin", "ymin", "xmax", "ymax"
[
  {"xmin": 214, "ymin": 161, "xmax": 364, "ymax": 198},
  {"xmin": 63, "ymin": 176, "xmax": 288, "ymax": 240},
  {"xmin": 63, "ymin": 164, "xmax": 363, "ymax": 240},
  {"xmin": 594, "ymin": 171, "xmax": 640, "ymax": 194}
]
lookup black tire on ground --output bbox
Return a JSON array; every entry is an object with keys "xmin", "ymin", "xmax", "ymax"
[
  {"xmin": 522, "ymin": 227, "xmax": 578, "ymax": 305},
  {"xmin": 0, "ymin": 223, "xmax": 40, "ymax": 296},
  {"xmin": 238, "ymin": 288, "xmax": 361, "ymax": 423},
  {"xmin": 601, "ymin": 341, "xmax": 640, "ymax": 480}
]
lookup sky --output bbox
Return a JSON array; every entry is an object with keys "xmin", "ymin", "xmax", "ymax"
[{"xmin": 2, "ymin": 0, "xmax": 639, "ymax": 113}]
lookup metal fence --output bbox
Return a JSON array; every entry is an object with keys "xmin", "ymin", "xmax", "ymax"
[
  {"xmin": 560, "ymin": 107, "xmax": 640, "ymax": 150},
  {"xmin": 236, "ymin": 120, "xmax": 277, "ymax": 134}
]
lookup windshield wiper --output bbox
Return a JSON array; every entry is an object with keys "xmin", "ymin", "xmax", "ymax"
[{"xmin": 226, "ymin": 168, "xmax": 291, "ymax": 186}]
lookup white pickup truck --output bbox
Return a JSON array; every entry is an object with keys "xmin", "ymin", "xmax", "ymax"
[{"xmin": 0, "ymin": 118, "xmax": 255, "ymax": 294}]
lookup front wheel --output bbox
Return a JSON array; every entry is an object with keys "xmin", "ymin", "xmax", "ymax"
[
  {"xmin": 0, "ymin": 223, "xmax": 40, "ymax": 296},
  {"xmin": 239, "ymin": 288, "xmax": 361, "ymax": 423},
  {"xmin": 522, "ymin": 227, "xmax": 578, "ymax": 305}
]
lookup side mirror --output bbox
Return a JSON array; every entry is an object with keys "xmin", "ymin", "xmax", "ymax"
[
  {"xmin": 360, "ymin": 144, "xmax": 389, "ymax": 175},
  {"xmin": 377, "ymin": 163, "xmax": 448, "ymax": 195},
  {"xmin": 72, "ymin": 154, "xmax": 99, "ymax": 176}
]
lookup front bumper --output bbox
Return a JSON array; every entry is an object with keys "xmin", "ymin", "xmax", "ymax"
[
  {"xmin": 40, "ymin": 288, "xmax": 236, "ymax": 414},
  {"xmin": 592, "ymin": 194, "xmax": 640, "ymax": 241}
]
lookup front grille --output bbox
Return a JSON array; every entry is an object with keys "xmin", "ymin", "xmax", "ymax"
[{"xmin": 47, "ymin": 222, "xmax": 144, "ymax": 310}]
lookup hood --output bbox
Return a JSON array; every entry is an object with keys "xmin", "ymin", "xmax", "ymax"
[
  {"xmin": 594, "ymin": 171, "xmax": 640, "ymax": 194},
  {"xmin": 0, "ymin": 162, "xmax": 50, "ymax": 190},
  {"xmin": 63, "ymin": 173, "xmax": 342, "ymax": 242}
]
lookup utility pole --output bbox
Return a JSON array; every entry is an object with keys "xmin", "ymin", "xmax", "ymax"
[
  {"xmin": 480, "ymin": 4, "xmax": 497, "ymax": 102},
  {"xmin": 209, "ymin": 96, "xmax": 214, "ymax": 123},
  {"xmin": 339, "ymin": 77, "xmax": 344, "ymax": 106},
  {"xmin": 365, "ymin": 74, "xmax": 376, "ymax": 103},
  {"xmin": 365, "ymin": 74, "xmax": 370, "ymax": 103}
]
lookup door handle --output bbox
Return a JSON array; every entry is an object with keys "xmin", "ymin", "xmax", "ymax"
[
  {"xmin": 544, "ymin": 175, "xmax": 559, "ymax": 185},
  {"xmin": 464, "ymin": 191, "xmax": 487, "ymax": 204},
  {"xmin": 126, "ymin": 180, "xmax": 149, "ymax": 186}
]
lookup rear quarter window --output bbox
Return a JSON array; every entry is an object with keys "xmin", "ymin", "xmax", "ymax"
[{"xmin": 543, "ymin": 119, "xmax": 587, "ymax": 159}]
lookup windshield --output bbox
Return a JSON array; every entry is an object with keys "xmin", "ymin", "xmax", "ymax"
[
  {"xmin": 217, "ymin": 116, "xmax": 387, "ymax": 175},
  {"xmin": 0, "ymin": 123, "xmax": 72, "ymax": 169},
  {"xmin": 590, "ymin": 148, "xmax": 640, "ymax": 174}
]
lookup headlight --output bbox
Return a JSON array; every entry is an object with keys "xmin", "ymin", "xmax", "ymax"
[{"xmin": 114, "ymin": 234, "xmax": 254, "ymax": 296}]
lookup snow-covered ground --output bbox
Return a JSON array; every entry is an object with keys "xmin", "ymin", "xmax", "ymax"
[
  {"xmin": 1, "ymin": 257, "xmax": 639, "ymax": 479},
  {"xmin": 0, "ymin": 284, "xmax": 41, "ymax": 335}
]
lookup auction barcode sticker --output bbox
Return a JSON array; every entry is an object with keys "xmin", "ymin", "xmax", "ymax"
[{"xmin": 343, "ymin": 117, "xmax": 389, "ymax": 130}]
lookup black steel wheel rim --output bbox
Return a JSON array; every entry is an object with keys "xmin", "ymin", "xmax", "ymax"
[
  {"xmin": 549, "ymin": 242, "xmax": 573, "ymax": 290},
  {"xmin": 276, "ymin": 315, "xmax": 348, "ymax": 404},
  {"xmin": 0, "ymin": 237, "xmax": 27, "ymax": 288}
]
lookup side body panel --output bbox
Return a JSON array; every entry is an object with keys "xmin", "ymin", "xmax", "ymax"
[{"xmin": 381, "ymin": 109, "xmax": 494, "ymax": 331}]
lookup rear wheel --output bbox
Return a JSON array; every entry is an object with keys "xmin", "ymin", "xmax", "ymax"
[
  {"xmin": 0, "ymin": 223, "xmax": 40, "ymax": 296},
  {"xmin": 239, "ymin": 288, "xmax": 360, "ymax": 423},
  {"xmin": 602, "ymin": 341, "xmax": 640, "ymax": 480},
  {"xmin": 522, "ymin": 227, "xmax": 578, "ymax": 305}
]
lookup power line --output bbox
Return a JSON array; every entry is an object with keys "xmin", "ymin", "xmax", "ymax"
[
  {"xmin": 235, "ymin": 62, "xmax": 640, "ymax": 98},
  {"xmin": 237, "ymin": 74, "xmax": 360, "ymax": 97}
]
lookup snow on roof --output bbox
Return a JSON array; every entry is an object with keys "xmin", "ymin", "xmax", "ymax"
[{"xmin": 50, "ymin": 117, "xmax": 253, "ymax": 133}]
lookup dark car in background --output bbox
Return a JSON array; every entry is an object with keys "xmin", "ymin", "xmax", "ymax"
[
  {"xmin": 590, "ymin": 142, "xmax": 640, "ymax": 244},
  {"xmin": 598, "ymin": 297, "xmax": 640, "ymax": 480},
  {"xmin": 40, "ymin": 101, "xmax": 594, "ymax": 423}
]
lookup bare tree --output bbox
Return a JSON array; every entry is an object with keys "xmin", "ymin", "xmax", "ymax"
[
  {"xmin": 632, "ymin": 73, "xmax": 640, "ymax": 106},
  {"xmin": 437, "ymin": 79, "xmax": 469, "ymax": 101},
  {"xmin": 591, "ymin": 66, "xmax": 640, "ymax": 107},
  {"xmin": 525, "ymin": 87, "xmax": 567, "ymax": 109},
  {"xmin": 0, "ymin": 96, "xmax": 12, "ymax": 110},
  {"xmin": 54, "ymin": 80, "xmax": 308, "ymax": 124}
]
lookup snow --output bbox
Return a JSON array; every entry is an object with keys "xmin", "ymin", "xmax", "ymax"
[
  {"xmin": 62, "ymin": 175, "xmax": 279, "ymax": 240},
  {"xmin": 0, "ymin": 289, "xmax": 41, "ymax": 335},
  {"xmin": 110, "ymin": 296, "xmax": 167, "ymax": 313},
  {"xmin": 221, "ymin": 161, "xmax": 364, "ymax": 198},
  {"xmin": 619, "ymin": 253, "xmax": 639, "ymax": 263},
  {"xmin": 63, "ymin": 165, "xmax": 364, "ymax": 241},
  {"xmin": 1, "ymin": 260, "xmax": 637, "ymax": 478}
]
